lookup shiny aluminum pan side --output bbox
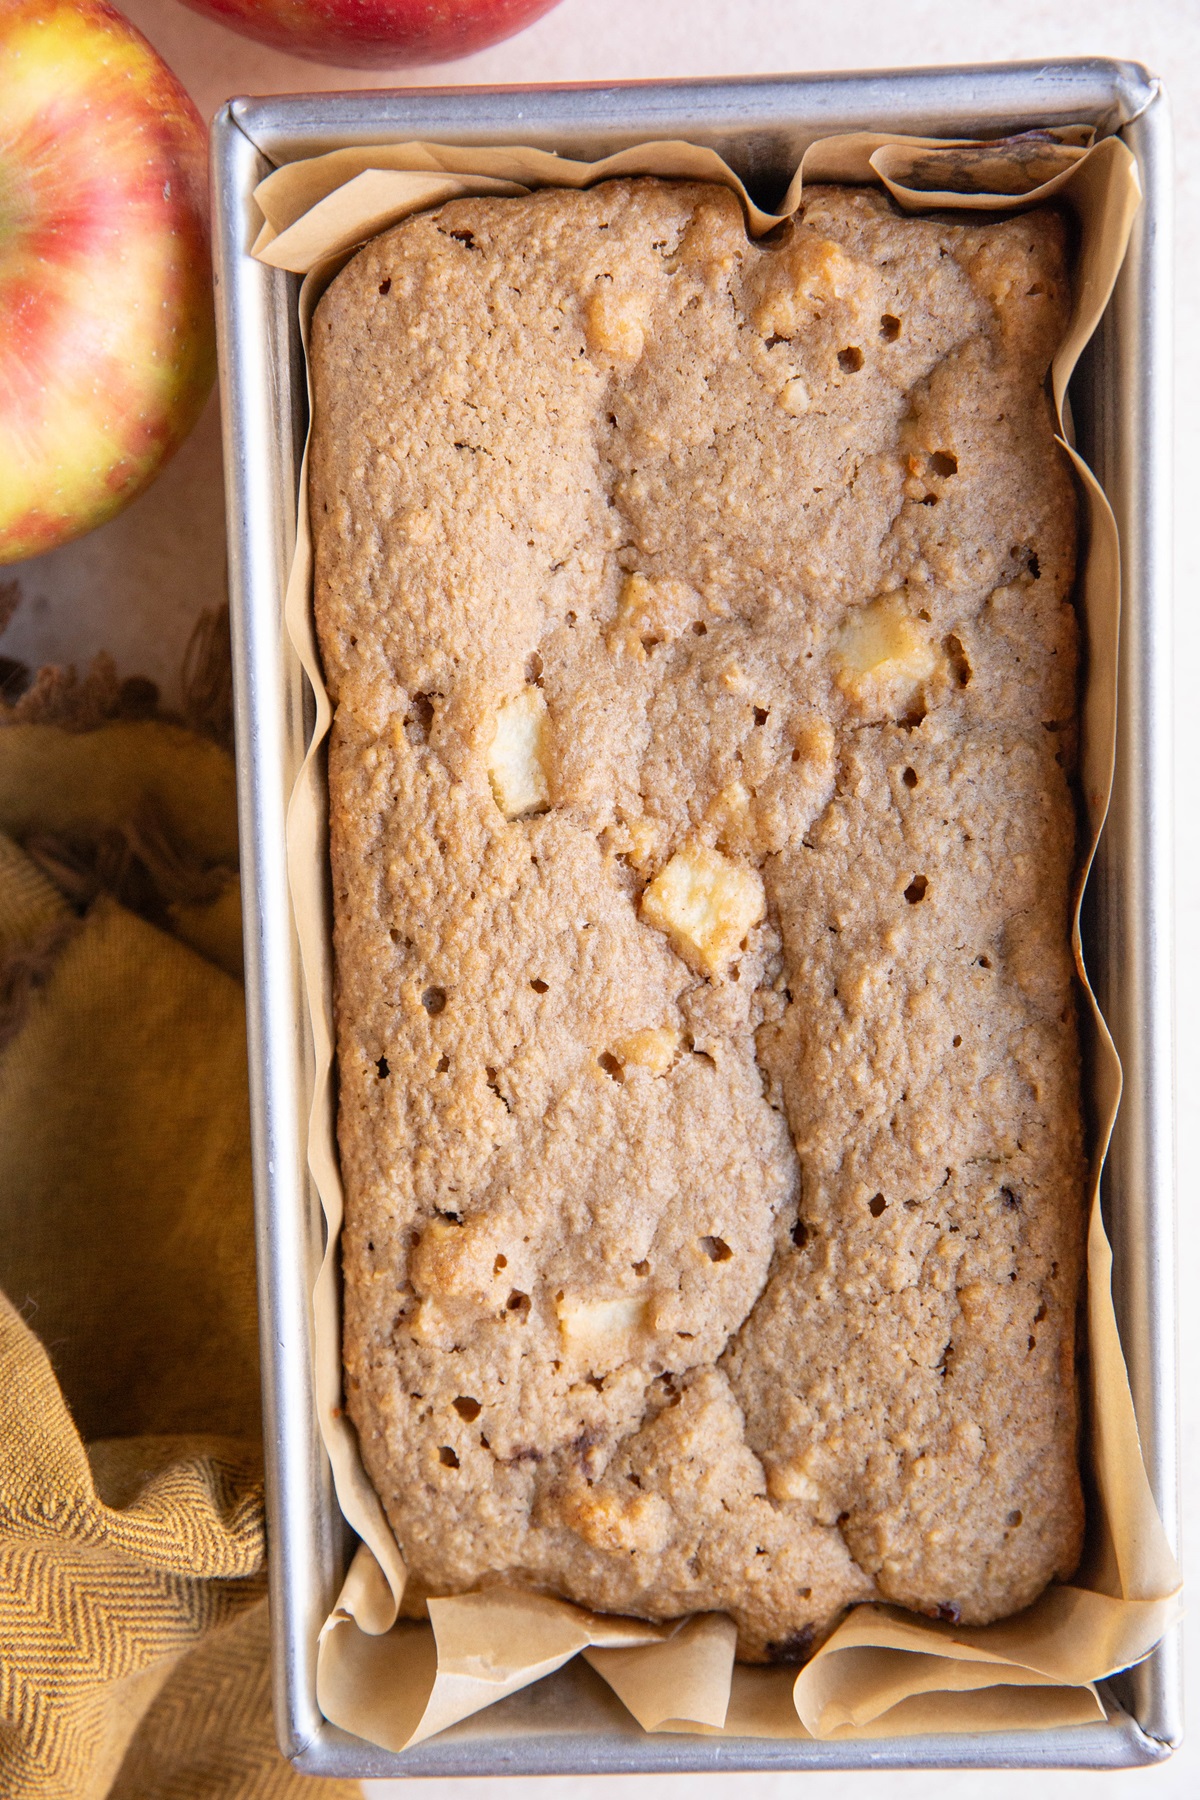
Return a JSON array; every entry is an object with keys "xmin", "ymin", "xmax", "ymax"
[{"xmin": 211, "ymin": 62, "xmax": 1176, "ymax": 1776}]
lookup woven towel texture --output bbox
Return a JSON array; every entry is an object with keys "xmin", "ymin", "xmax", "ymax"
[{"xmin": 0, "ymin": 718, "xmax": 358, "ymax": 1800}]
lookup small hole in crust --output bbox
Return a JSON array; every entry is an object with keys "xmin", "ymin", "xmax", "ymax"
[
  {"xmin": 453, "ymin": 1396, "xmax": 481, "ymax": 1421},
  {"xmin": 378, "ymin": 277, "xmax": 391, "ymax": 295},
  {"xmin": 945, "ymin": 633, "xmax": 972, "ymax": 686},
  {"xmin": 880, "ymin": 313, "xmax": 901, "ymax": 341},
  {"xmin": 902, "ymin": 766, "xmax": 918, "ymax": 789},
  {"xmin": 930, "ymin": 451, "xmax": 958, "ymax": 477},
  {"xmin": 692, "ymin": 621, "xmax": 707, "ymax": 635},
  {"xmin": 791, "ymin": 1219, "xmax": 809, "ymax": 1250},
  {"xmin": 633, "ymin": 1259, "xmax": 650, "ymax": 1276},
  {"xmin": 868, "ymin": 1193, "xmax": 887, "ymax": 1218},
  {"xmin": 506, "ymin": 1290, "xmax": 530, "ymax": 1313},
  {"xmin": 1001, "ymin": 1187, "xmax": 1021, "ymax": 1211},
  {"xmin": 700, "ymin": 1235, "xmax": 733, "ymax": 1262},
  {"xmin": 838, "ymin": 345, "xmax": 864, "ymax": 372},
  {"xmin": 485, "ymin": 1067, "xmax": 511, "ymax": 1111},
  {"xmin": 422, "ymin": 986, "xmax": 447, "ymax": 1014},
  {"xmin": 436, "ymin": 1054, "xmax": 449, "ymax": 1072},
  {"xmin": 407, "ymin": 691, "xmax": 435, "ymax": 740},
  {"xmin": 494, "ymin": 1253, "xmax": 508, "ymax": 1273},
  {"xmin": 952, "ymin": 1035, "xmax": 962, "ymax": 1048},
  {"xmin": 598, "ymin": 1051, "xmax": 624, "ymax": 1082},
  {"xmin": 753, "ymin": 706, "xmax": 769, "ymax": 726},
  {"xmin": 526, "ymin": 651, "xmax": 544, "ymax": 683},
  {"xmin": 530, "ymin": 978, "xmax": 549, "ymax": 993},
  {"xmin": 565, "ymin": 610, "xmax": 577, "ymax": 627},
  {"xmin": 375, "ymin": 1056, "xmax": 389, "ymax": 1079},
  {"xmin": 438, "ymin": 1446, "xmax": 460, "ymax": 1467},
  {"xmin": 1007, "ymin": 1509, "xmax": 1024, "ymax": 1527},
  {"xmin": 904, "ymin": 875, "xmax": 928, "ymax": 904},
  {"xmin": 975, "ymin": 955, "xmax": 992, "ymax": 970}
]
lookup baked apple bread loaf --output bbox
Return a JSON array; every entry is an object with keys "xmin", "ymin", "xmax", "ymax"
[{"xmin": 310, "ymin": 177, "xmax": 1085, "ymax": 1659}]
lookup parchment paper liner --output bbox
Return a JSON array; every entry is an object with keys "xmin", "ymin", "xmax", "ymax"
[{"xmin": 253, "ymin": 125, "xmax": 1181, "ymax": 1751}]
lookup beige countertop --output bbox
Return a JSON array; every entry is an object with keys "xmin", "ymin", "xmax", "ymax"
[{"xmin": 4, "ymin": 2, "xmax": 1194, "ymax": 1793}]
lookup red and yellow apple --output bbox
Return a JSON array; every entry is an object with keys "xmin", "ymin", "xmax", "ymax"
[
  {"xmin": 0, "ymin": 1, "xmax": 215, "ymax": 565},
  {"xmin": 179, "ymin": 0, "xmax": 564, "ymax": 68}
]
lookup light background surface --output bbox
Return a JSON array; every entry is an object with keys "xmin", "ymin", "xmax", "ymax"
[{"xmin": 3, "ymin": 1, "xmax": 1194, "ymax": 1793}]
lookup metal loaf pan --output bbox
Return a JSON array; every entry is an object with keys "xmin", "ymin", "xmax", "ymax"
[{"xmin": 210, "ymin": 60, "xmax": 1177, "ymax": 1777}]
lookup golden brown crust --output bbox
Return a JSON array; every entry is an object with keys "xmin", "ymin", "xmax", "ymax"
[{"xmin": 311, "ymin": 178, "xmax": 1084, "ymax": 1659}]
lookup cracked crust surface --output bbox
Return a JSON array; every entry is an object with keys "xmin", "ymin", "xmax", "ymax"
[{"xmin": 311, "ymin": 179, "xmax": 1085, "ymax": 1660}]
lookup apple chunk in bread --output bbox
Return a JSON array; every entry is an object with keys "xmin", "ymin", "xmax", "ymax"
[
  {"xmin": 606, "ymin": 571, "xmax": 703, "ymax": 660},
  {"xmin": 584, "ymin": 288, "xmax": 648, "ymax": 361},
  {"xmin": 487, "ymin": 685, "xmax": 551, "ymax": 817},
  {"xmin": 641, "ymin": 844, "xmax": 765, "ymax": 977},
  {"xmin": 834, "ymin": 597, "xmax": 941, "ymax": 718},
  {"xmin": 556, "ymin": 1294, "xmax": 649, "ymax": 1373},
  {"xmin": 612, "ymin": 1026, "xmax": 681, "ymax": 1075}
]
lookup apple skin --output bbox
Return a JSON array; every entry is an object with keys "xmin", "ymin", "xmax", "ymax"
[
  {"xmin": 0, "ymin": 1, "xmax": 215, "ymax": 566},
  {"xmin": 178, "ymin": 0, "xmax": 564, "ymax": 69}
]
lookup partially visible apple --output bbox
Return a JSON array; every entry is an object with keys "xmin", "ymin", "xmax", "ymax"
[
  {"xmin": 0, "ymin": 1, "xmax": 215, "ymax": 566},
  {"xmin": 179, "ymin": 0, "xmax": 564, "ymax": 68}
]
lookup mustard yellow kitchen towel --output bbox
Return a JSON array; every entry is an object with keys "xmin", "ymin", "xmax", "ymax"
[{"xmin": 0, "ymin": 710, "xmax": 358, "ymax": 1799}]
